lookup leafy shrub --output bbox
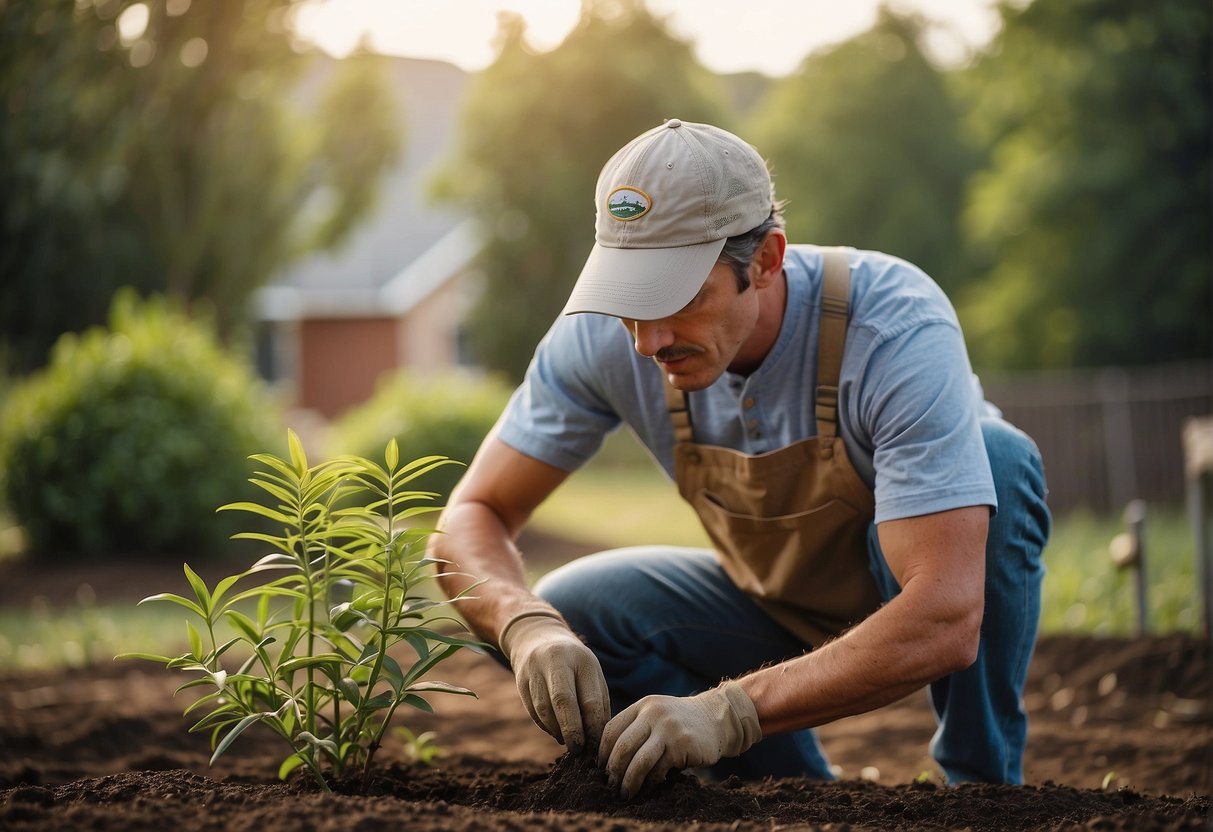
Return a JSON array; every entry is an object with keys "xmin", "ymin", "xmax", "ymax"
[
  {"xmin": 327, "ymin": 370, "xmax": 512, "ymax": 498},
  {"xmin": 120, "ymin": 432, "xmax": 483, "ymax": 790},
  {"xmin": 0, "ymin": 290, "xmax": 279, "ymax": 559}
]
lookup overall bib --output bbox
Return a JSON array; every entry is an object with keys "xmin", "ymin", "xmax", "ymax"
[{"xmin": 663, "ymin": 249, "xmax": 881, "ymax": 646}]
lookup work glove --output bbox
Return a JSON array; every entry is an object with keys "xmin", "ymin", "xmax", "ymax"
[
  {"xmin": 598, "ymin": 682, "xmax": 762, "ymax": 799},
  {"xmin": 499, "ymin": 610, "xmax": 610, "ymax": 754}
]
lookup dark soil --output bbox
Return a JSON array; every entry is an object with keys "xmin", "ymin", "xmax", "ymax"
[{"xmin": 0, "ymin": 533, "xmax": 1210, "ymax": 831}]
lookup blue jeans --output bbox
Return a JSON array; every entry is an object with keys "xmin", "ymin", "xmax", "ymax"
[{"xmin": 534, "ymin": 418, "xmax": 1050, "ymax": 784}]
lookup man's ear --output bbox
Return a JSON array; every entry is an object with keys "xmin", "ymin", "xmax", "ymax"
[{"xmin": 751, "ymin": 229, "xmax": 787, "ymax": 288}]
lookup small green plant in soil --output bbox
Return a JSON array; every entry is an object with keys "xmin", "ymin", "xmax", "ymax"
[{"xmin": 118, "ymin": 430, "xmax": 484, "ymax": 790}]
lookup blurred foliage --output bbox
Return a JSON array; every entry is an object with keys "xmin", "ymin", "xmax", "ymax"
[
  {"xmin": 432, "ymin": 0, "xmax": 732, "ymax": 381},
  {"xmin": 0, "ymin": 0, "xmax": 401, "ymax": 373},
  {"xmin": 749, "ymin": 10, "xmax": 980, "ymax": 296},
  {"xmin": 0, "ymin": 290, "xmax": 280, "ymax": 559},
  {"xmin": 1037, "ymin": 507, "xmax": 1197, "ymax": 635},
  {"xmin": 326, "ymin": 370, "xmax": 514, "ymax": 499},
  {"xmin": 956, "ymin": 0, "xmax": 1211, "ymax": 370}
]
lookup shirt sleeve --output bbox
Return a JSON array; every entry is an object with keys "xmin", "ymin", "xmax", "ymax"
[
  {"xmin": 495, "ymin": 316, "xmax": 622, "ymax": 472},
  {"xmin": 853, "ymin": 321, "xmax": 997, "ymax": 524}
]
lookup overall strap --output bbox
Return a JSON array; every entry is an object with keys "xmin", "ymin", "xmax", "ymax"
[
  {"xmin": 663, "ymin": 370, "xmax": 694, "ymax": 444},
  {"xmin": 816, "ymin": 248, "xmax": 851, "ymax": 452}
]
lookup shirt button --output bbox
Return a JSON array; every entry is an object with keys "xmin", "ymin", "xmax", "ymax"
[
  {"xmin": 748, "ymin": 418, "xmax": 759, "ymax": 430},
  {"xmin": 743, "ymin": 398, "xmax": 755, "ymax": 409}
]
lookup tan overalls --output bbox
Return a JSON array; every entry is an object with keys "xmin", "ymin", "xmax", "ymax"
[{"xmin": 662, "ymin": 249, "xmax": 882, "ymax": 647}]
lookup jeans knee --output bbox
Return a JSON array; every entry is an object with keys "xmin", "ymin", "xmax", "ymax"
[
  {"xmin": 981, "ymin": 417, "xmax": 1052, "ymax": 552},
  {"xmin": 981, "ymin": 418, "xmax": 1044, "ymax": 492},
  {"xmin": 533, "ymin": 550, "xmax": 653, "ymax": 639},
  {"xmin": 533, "ymin": 559, "xmax": 600, "ymax": 624}
]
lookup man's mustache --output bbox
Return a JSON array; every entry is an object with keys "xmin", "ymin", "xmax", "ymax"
[{"xmin": 655, "ymin": 346, "xmax": 703, "ymax": 362}]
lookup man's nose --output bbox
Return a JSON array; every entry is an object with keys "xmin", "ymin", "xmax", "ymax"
[{"xmin": 629, "ymin": 318, "xmax": 674, "ymax": 357}]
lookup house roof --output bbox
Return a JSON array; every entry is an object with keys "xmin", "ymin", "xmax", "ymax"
[{"xmin": 257, "ymin": 56, "xmax": 478, "ymax": 322}]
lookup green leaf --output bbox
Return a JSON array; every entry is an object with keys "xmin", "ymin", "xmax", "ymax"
[
  {"xmin": 249, "ymin": 453, "xmax": 300, "ymax": 483},
  {"xmin": 278, "ymin": 752, "xmax": 307, "ymax": 781},
  {"xmin": 330, "ymin": 603, "xmax": 374, "ymax": 632},
  {"xmin": 385, "ymin": 438, "xmax": 399, "ymax": 472},
  {"xmin": 401, "ymin": 644, "xmax": 461, "ymax": 689},
  {"xmin": 295, "ymin": 731, "xmax": 340, "ymax": 761},
  {"xmin": 210, "ymin": 712, "xmax": 269, "ymax": 765},
  {"xmin": 362, "ymin": 692, "xmax": 394, "ymax": 711},
  {"xmin": 230, "ymin": 585, "xmax": 306, "ymax": 605},
  {"xmin": 379, "ymin": 654, "xmax": 405, "ymax": 694},
  {"xmin": 389, "ymin": 627, "xmax": 481, "ymax": 649},
  {"xmin": 225, "ymin": 609, "xmax": 261, "ymax": 643},
  {"xmin": 212, "ymin": 637, "xmax": 243, "ymax": 663},
  {"xmin": 183, "ymin": 564, "xmax": 212, "ymax": 617},
  {"xmin": 248, "ymin": 477, "xmax": 299, "ymax": 507},
  {"xmin": 287, "ymin": 428, "xmax": 308, "ymax": 475},
  {"xmin": 210, "ymin": 573, "xmax": 245, "ymax": 612},
  {"xmin": 217, "ymin": 501, "xmax": 294, "ymax": 525},
  {"xmin": 395, "ymin": 458, "xmax": 461, "ymax": 488},
  {"xmin": 401, "ymin": 693, "xmax": 434, "ymax": 714},
  {"xmin": 182, "ymin": 691, "xmax": 230, "ymax": 719},
  {"xmin": 407, "ymin": 680, "xmax": 477, "ymax": 697},
  {"xmin": 138, "ymin": 592, "xmax": 206, "ymax": 619},
  {"xmin": 166, "ymin": 654, "xmax": 204, "ymax": 670},
  {"xmin": 278, "ymin": 653, "xmax": 346, "ymax": 675},
  {"xmin": 337, "ymin": 678, "xmax": 362, "ymax": 705},
  {"xmin": 175, "ymin": 675, "xmax": 223, "ymax": 695},
  {"xmin": 186, "ymin": 621, "xmax": 204, "ymax": 660},
  {"xmin": 193, "ymin": 711, "xmax": 241, "ymax": 736},
  {"xmin": 247, "ymin": 552, "xmax": 298, "ymax": 572},
  {"xmin": 114, "ymin": 651, "xmax": 173, "ymax": 664}
]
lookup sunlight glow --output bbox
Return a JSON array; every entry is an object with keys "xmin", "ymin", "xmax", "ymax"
[
  {"xmin": 293, "ymin": 0, "xmax": 1002, "ymax": 76},
  {"xmin": 116, "ymin": 2, "xmax": 149, "ymax": 45}
]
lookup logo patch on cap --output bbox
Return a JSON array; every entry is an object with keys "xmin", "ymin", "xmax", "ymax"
[{"xmin": 606, "ymin": 186, "xmax": 651, "ymax": 221}]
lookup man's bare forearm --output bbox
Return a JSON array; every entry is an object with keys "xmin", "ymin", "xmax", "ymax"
[
  {"xmin": 740, "ymin": 580, "xmax": 981, "ymax": 734},
  {"xmin": 740, "ymin": 507, "xmax": 988, "ymax": 735},
  {"xmin": 430, "ymin": 500, "xmax": 555, "ymax": 645}
]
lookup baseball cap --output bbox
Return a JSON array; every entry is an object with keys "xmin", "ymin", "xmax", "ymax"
[{"xmin": 563, "ymin": 119, "xmax": 774, "ymax": 321}]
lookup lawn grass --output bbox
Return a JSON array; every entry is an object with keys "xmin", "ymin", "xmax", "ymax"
[
  {"xmin": 1037, "ymin": 506, "xmax": 1199, "ymax": 635},
  {"xmin": 0, "ymin": 460, "xmax": 1202, "ymax": 671}
]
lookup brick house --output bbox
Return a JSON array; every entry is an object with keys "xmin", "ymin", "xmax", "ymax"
[{"xmin": 255, "ymin": 57, "xmax": 482, "ymax": 420}]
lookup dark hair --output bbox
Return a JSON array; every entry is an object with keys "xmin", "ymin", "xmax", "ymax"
[{"xmin": 717, "ymin": 203, "xmax": 787, "ymax": 291}]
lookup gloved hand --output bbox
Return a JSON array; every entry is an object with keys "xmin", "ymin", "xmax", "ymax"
[
  {"xmin": 598, "ymin": 682, "xmax": 762, "ymax": 799},
  {"xmin": 499, "ymin": 610, "xmax": 610, "ymax": 754}
]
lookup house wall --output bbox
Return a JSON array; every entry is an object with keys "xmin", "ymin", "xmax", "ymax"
[
  {"xmin": 298, "ymin": 317, "xmax": 400, "ymax": 419},
  {"xmin": 399, "ymin": 268, "xmax": 476, "ymax": 369}
]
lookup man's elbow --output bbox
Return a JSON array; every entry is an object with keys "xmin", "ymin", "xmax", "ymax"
[{"xmin": 938, "ymin": 601, "xmax": 984, "ymax": 675}]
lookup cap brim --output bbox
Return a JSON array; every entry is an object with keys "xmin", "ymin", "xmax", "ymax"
[{"xmin": 562, "ymin": 238, "xmax": 727, "ymax": 320}]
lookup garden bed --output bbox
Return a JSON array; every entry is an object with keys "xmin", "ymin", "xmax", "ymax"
[{"xmin": 0, "ymin": 540, "xmax": 1209, "ymax": 831}]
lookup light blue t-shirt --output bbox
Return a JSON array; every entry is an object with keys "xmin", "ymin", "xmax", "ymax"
[{"xmin": 497, "ymin": 245, "xmax": 998, "ymax": 524}]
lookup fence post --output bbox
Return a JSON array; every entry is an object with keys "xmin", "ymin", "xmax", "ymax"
[
  {"xmin": 1182, "ymin": 417, "xmax": 1213, "ymax": 638},
  {"xmin": 1109, "ymin": 499, "xmax": 1149, "ymax": 635}
]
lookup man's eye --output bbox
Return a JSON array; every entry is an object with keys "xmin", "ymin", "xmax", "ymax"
[{"xmin": 678, "ymin": 291, "xmax": 704, "ymax": 314}]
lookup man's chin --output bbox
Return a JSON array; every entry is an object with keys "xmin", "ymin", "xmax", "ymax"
[{"xmin": 664, "ymin": 368, "xmax": 718, "ymax": 393}]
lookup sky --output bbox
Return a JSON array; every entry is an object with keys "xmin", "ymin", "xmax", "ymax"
[{"xmin": 293, "ymin": 0, "xmax": 1006, "ymax": 77}]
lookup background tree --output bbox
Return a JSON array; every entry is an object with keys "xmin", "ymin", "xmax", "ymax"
[
  {"xmin": 433, "ymin": 0, "xmax": 731, "ymax": 381},
  {"xmin": 0, "ymin": 1, "xmax": 401, "ymax": 373},
  {"xmin": 956, "ymin": 0, "xmax": 1211, "ymax": 370},
  {"xmin": 747, "ymin": 10, "xmax": 979, "ymax": 297}
]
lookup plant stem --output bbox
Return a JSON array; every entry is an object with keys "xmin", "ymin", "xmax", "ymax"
[
  {"xmin": 294, "ymin": 486, "xmax": 318, "ymax": 753},
  {"xmin": 361, "ymin": 472, "xmax": 398, "ymax": 786}
]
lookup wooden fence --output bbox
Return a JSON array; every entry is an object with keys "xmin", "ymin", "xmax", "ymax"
[{"xmin": 983, "ymin": 361, "xmax": 1213, "ymax": 514}]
